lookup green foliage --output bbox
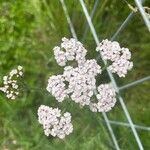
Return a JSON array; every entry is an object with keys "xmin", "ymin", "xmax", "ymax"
[{"xmin": 0, "ymin": 0, "xmax": 150, "ymax": 149}]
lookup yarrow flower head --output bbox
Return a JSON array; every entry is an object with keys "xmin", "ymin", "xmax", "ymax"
[
  {"xmin": 46, "ymin": 75, "xmax": 68, "ymax": 102},
  {"xmin": 37, "ymin": 37, "xmax": 134, "ymax": 139},
  {"xmin": 96, "ymin": 39, "xmax": 133, "ymax": 77},
  {"xmin": 89, "ymin": 83, "xmax": 116, "ymax": 112},
  {"xmin": 47, "ymin": 37, "xmax": 102, "ymax": 107},
  {"xmin": 46, "ymin": 37, "xmax": 133, "ymax": 113},
  {"xmin": 53, "ymin": 37, "xmax": 87, "ymax": 66},
  {"xmin": 38, "ymin": 105, "xmax": 73, "ymax": 139},
  {"xmin": 0, "ymin": 66, "xmax": 23, "ymax": 100},
  {"xmin": 63, "ymin": 59, "xmax": 101, "ymax": 106}
]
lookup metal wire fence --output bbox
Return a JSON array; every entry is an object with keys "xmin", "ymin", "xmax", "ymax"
[{"xmin": 60, "ymin": 0, "xmax": 150, "ymax": 149}]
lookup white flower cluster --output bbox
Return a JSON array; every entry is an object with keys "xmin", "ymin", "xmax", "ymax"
[
  {"xmin": 96, "ymin": 39, "xmax": 133, "ymax": 77},
  {"xmin": 63, "ymin": 59, "xmax": 101, "ymax": 106},
  {"xmin": 53, "ymin": 37, "xmax": 87, "ymax": 66},
  {"xmin": 89, "ymin": 84, "xmax": 116, "ymax": 112},
  {"xmin": 38, "ymin": 105, "xmax": 73, "ymax": 139},
  {"xmin": 0, "ymin": 66, "xmax": 23, "ymax": 100},
  {"xmin": 46, "ymin": 75, "xmax": 68, "ymax": 102},
  {"xmin": 38, "ymin": 37, "xmax": 134, "ymax": 139},
  {"xmin": 47, "ymin": 37, "xmax": 102, "ymax": 106}
]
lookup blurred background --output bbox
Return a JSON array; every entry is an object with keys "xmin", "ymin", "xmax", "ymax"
[{"xmin": 0, "ymin": 0, "xmax": 150, "ymax": 149}]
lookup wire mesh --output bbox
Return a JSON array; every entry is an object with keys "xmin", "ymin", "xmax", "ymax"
[{"xmin": 60, "ymin": 0, "xmax": 150, "ymax": 149}]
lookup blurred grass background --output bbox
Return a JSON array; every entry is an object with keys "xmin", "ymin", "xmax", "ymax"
[{"xmin": 0, "ymin": 0, "xmax": 150, "ymax": 149}]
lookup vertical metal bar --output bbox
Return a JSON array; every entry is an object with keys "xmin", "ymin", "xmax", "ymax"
[
  {"xmin": 102, "ymin": 112, "xmax": 120, "ymax": 150},
  {"xmin": 60, "ymin": 0, "xmax": 120, "ymax": 149},
  {"xmin": 79, "ymin": 0, "xmax": 144, "ymax": 149},
  {"xmin": 94, "ymin": 89, "xmax": 120, "ymax": 150},
  {"xmin": 134, "ymin": 0, "xmax": 150, "ymax": 32},
  {"xmin": 82, "ymin": 0, "xmax": 100, "ymax": 41},
  {"xmin": 60, "ymin": 0, "xmax": 77, "ymax": 39},
  {"xmin": 79, "ymin": 0, "xmax": 99, "ymax": 45}
]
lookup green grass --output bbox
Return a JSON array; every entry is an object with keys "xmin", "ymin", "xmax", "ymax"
[{"xmin": 0, "ymin": 0, "xmax": 150, "ymax": 149}]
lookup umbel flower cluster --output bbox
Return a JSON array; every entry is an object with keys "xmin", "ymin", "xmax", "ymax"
[
  {"xmin": 0, "ymin": 66, "xmax": 23, "ymax": 100},
  {"xmin": 89, "ymin": 84, "xmax": 116, "ymax": 112},
  {"xmin": 53, "ymin": 37, "xmax": 87, "ymax": 66},
  {"xmin": 39, "ymin": 37, "xmax": 133, "ymax": 139},
  {"xmin": 38, "ymin": 105, "xmax": 73, "ymax": 139},
  {"xmin": 47, "ymin": 37, "xmax": 102, "ymax": 107},
  {"xmin": 47, "ymin": 59, "xmax": 101, "ymax": 106},
  {"xmin": 96, "ymin": 39, "xmax": 133, "ymax": 77},
  {"xmin": 47, "ymin": 38, "xmax": 133, "ymax": 109}
]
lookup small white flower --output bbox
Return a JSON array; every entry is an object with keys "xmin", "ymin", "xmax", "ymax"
[
  {"xmin": 46, "ymin": 75, "xmax": 68, "ymax": 102},
  {"xmin": 38, "ymin": 105, "xmax": 73, "ymax": 139},
  {"xmin": 89, "ymin": 83, "xmax": 116, "ymax": 112},
  {"xmin": 108, "ymin": 58, "xmax": 133, "ymax": 77},
  {"xmin": 61, "ymin": 59, "xmax": 101, "ymax": 106},
  {"xmin": 3, "ymin": 76, "xmax": 8, "ymax": 81},
  {"xmin": 0, "ymin": 66, "xmax": 23, "ymax": 100},
  {"xmin": 10, "ymin": 69, "xmax": 18, "ymax": 76},
  {"xmin": 53, "ymin": 37, "xmax": 87, "ymax": 66},
  {"xmin": 96, "ymin": 39, "xmax": 133, "ymax": 77},
  {"xmin": 18, "ymin": 65, "xmax": 23, "ymax": 70},
  {"xmin": 19, "ymin": 71, "xmax": 23, "ymax": 76}
]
